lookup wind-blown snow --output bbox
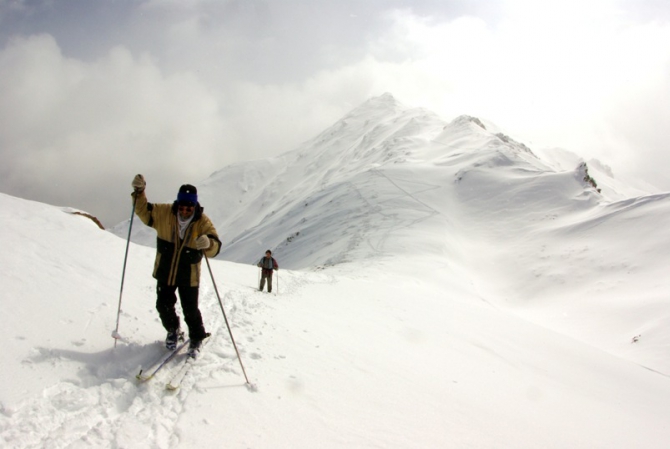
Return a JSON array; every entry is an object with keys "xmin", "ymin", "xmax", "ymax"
[{"xmin": 4, "ymin": 94, "xmax": 670, "ymax": 448}]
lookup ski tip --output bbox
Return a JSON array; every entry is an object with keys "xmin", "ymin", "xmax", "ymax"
[
  {"xmin": 166, "ymin": 383, "xmax": 179, "ymax": 391},
  {"xmin": 136, "ymin": 372, "xmax": 153, "ymax": 382}
]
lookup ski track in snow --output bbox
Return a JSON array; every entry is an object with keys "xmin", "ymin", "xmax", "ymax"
[
  {"xmin": 337, "ymin": 168, "xmax": 444, "ymax": 260},
  {"xmin": 0, "ymin": 268, "xmax": 325, "ymax": 449}
]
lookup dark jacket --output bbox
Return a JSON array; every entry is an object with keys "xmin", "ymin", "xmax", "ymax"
[
  {"xmin": 257, "ymin": 256, "xmax": 278, "ymax": 276},
  {"xmin": 133, "ymin": 191, "xmax": 221, "ymax": 287}
]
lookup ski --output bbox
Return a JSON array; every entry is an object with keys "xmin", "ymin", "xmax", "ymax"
[
  {"xmin": 136, "ymin": 339, "xmax": 190, "ymax": 382},
  {"xmin": 165, "ymin": 357, "xmax": 195, "ymax": 390},
  {"xmin": 165, "ymin": 336, "xmax": 211, "ymax": 390}
]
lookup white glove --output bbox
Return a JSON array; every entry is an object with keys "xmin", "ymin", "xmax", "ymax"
[
  {"xmin": 195, "ymin": 235, "xmax": 211, "ymax": 250},
  {"xmin": 132, "ymin": 174, "xmax": 146, "ymax": 192}
]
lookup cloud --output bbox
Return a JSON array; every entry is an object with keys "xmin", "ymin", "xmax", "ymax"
[
  {"xmin": 0, "ymin": 34, "xmax": 236, "ymax": 226},
  {"xmin": 347, "ymin": 4, "xmax": 670, "ymax": 188}
]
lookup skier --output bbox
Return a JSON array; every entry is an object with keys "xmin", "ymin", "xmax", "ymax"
[
  {"xmin": 257, "ymin": 250, "xmax": 278, "ymax": 293},
  {"xmin": 131, "ymin": 174, "xmax": 221, "ymax": 358}
]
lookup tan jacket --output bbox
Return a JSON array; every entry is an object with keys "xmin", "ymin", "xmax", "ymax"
[{"xmin": 133, "ymin": 191, "xmax": 221, "ymax": 287}]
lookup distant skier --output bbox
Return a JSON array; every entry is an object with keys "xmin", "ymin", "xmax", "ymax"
[
  {"xmin": 257, "ymin": 250, "xmax": 278, "ymax": 293},
  {"xmin": 131, "ymin": 174, "xmax": 221, "ymax": 358}
]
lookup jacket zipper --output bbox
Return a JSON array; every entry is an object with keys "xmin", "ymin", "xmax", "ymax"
[{"xmin": 167, "ymin": 220, "xmax": 195, "ymax": 285}]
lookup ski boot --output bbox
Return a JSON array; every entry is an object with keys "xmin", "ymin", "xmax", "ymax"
[
  {"xmin": 187, "ymin": 333, "xmax": 211, "ymax": 359},
  {"xmin": 166, "ymin": 328, "xmax": 184, "ymax": 351}
]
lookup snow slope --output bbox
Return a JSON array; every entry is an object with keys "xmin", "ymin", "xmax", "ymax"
[{"xmin": 3, "ymin": 94, "xmax": 670, "ymax": 448}]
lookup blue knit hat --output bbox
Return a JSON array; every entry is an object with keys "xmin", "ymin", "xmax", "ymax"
[{"xmin": 177, "ymin": 184, "xmax": 198, "ymax": 206}]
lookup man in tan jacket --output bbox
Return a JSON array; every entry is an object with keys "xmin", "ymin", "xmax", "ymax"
[{"xmin": 131, "ymin": 174, "xmax": 221, "ymax": 358}]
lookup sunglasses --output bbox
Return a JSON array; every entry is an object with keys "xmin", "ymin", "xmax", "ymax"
[{"xmin": 178, "ymin": 202, "xmax": 195, "ymax": 211}]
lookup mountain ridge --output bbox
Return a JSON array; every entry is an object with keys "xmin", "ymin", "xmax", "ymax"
[{"xmin": 114, "ymin": 93, "xmax": 641, "ymax": 269}]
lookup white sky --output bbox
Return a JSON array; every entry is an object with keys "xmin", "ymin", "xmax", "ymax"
[{"xmin": 1, "ymin": 0, "xmax": 669, "ymax": 226}]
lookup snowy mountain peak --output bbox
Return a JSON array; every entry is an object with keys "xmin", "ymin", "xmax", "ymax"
[
  {"xmin": 358, "ymin": 91, "xmax": 402, "ymax": 110},
  {"xmin": 114, "ymin": 94, "xmax": 656, "ymax": 272},
  {"xmin": 449, "ymin": 114, "xmax": 488, "ymax": 130},
  {"xmin": 307, "ymin": 93, "xmax": 440, "ymax": 154}
]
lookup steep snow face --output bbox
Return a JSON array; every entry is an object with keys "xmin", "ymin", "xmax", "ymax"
[
  {"xmin": 208, "ymin": 101, "xmax": 596, "ymax": 272},
  {"xmin": 114, "ymin": 94, "xmax": 449, "ymax": 265},
  {"xmin": 207, "ymin": 97, "xmax": 444, "ymax": 264}
]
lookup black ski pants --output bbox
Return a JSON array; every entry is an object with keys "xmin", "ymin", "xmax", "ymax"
[
  {"xmin": 156, "ymin": 283, "xmax": 208, "ymax": 341},
  {"xmin": 259, "ymin": 271, "xmax": 273, "ymax": 292}
]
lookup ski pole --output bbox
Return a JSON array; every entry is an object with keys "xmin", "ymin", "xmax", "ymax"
[
  {"xmin": 204, "ymin": 254, "xmax": 252, "ymax": 386},
  {"xmin": 112, "ymin": 192, "xmax": 137, "ymax": 347}
]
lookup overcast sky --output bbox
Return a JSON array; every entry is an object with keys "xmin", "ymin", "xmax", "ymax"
[{"xmin": 1, "ymin": 0, "xmax": 669, "ymax": 226}]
